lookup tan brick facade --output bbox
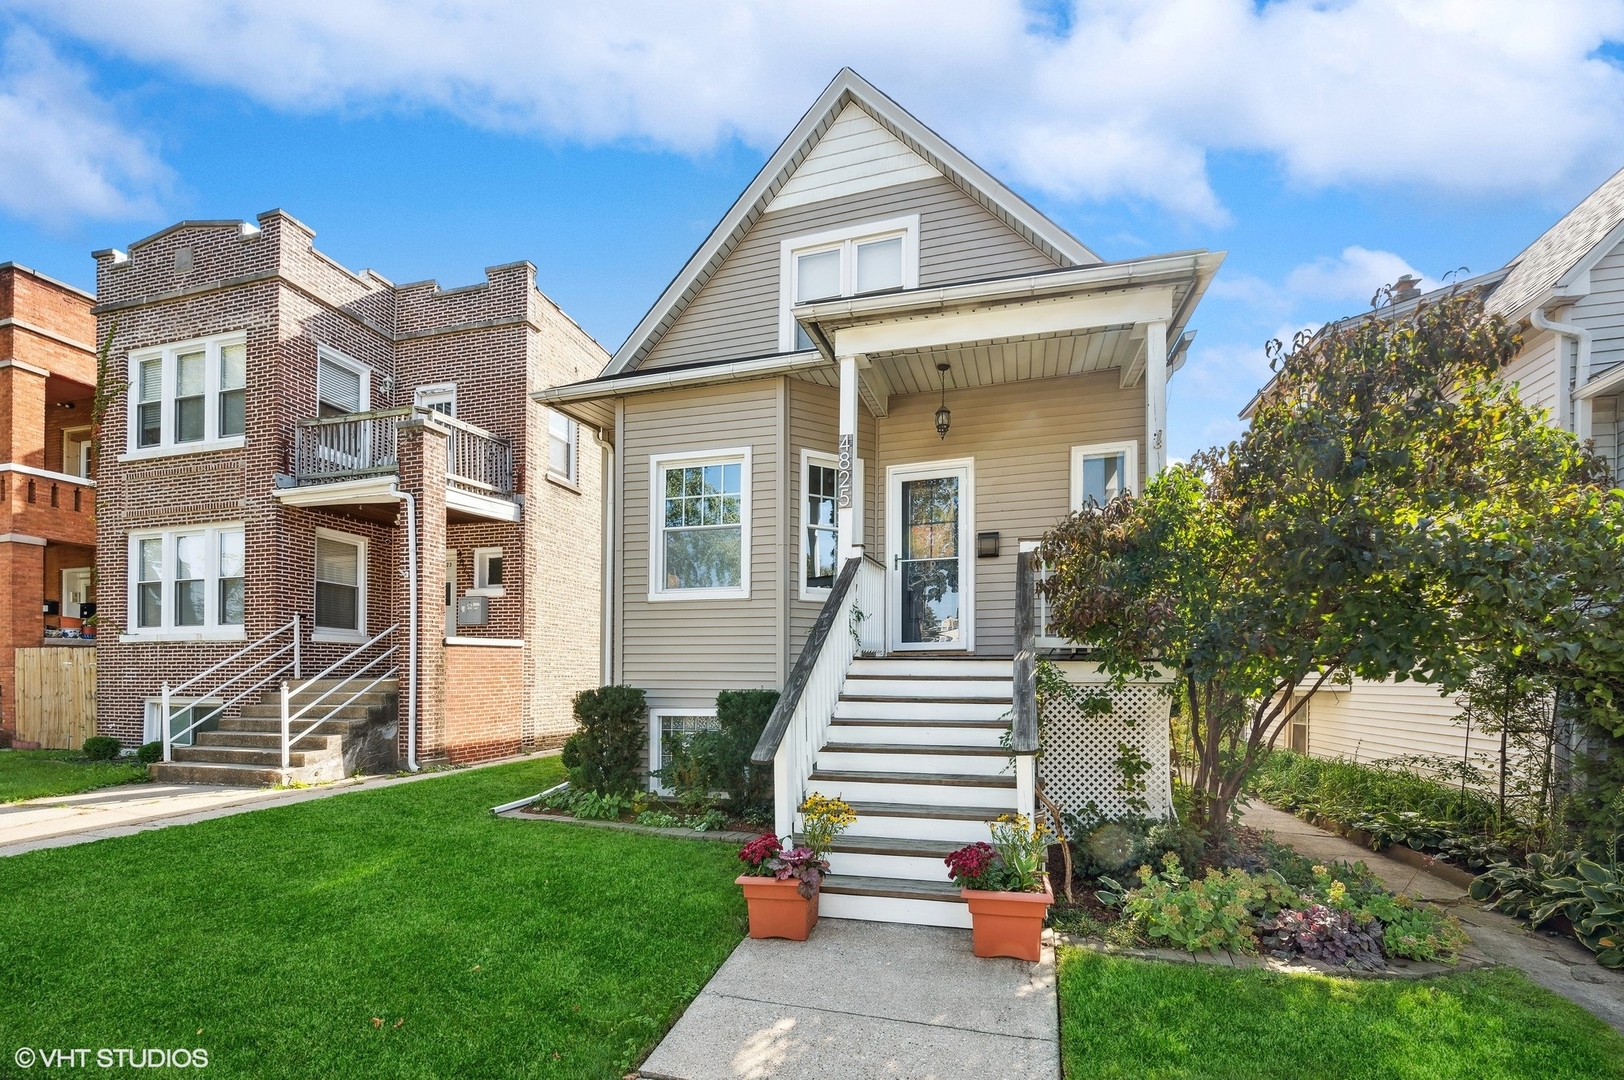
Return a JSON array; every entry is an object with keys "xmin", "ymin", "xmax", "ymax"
[{"xmin": 91, "ymin": 212, "xmax": 605, "ymax": 762}]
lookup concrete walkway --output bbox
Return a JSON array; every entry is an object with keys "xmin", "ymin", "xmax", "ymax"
[
  {"xmin": 1243, "ymin": 802, "xmax": 1624, "ymax": 1033},
  {"xmin": 640, "ymin": 919, "xmax": 1058, "ymax": 1080},
  {"xmin": 0, "ymin": 752, "xmax": 553, "ymax": 857}
]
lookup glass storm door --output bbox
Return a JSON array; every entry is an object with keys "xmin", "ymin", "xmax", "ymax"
[{"xmin": 889, "ymin": 463, "xmax": 971, "ymax": 651}]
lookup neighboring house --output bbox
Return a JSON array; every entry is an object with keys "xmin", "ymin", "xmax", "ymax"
[
  {"xmin": 0, "ymin": 264, "xmax": 98, "ymax": 748},
  {"xmin": 540, "ymin": 70, "xmax": 1222, "ymax": 925},
  {"xmin": 1264, "ymin": 165, "xmax": 1624, "ymax": 769},
  {"xmin": 91, "ymin": 211, "xmax": 604, "ymax": 782}
]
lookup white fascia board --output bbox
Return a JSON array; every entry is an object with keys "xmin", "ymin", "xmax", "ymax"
[
  {"xmin": 446, "ymin": 486, "xmax": 522, "ymax": 522},
  {"xmin": 1574, "ymin": 361, "xmax": 1624, "ymax": 400},
  {"xmin": 273, "ymin": 476, "xmax": 402, "ymax": 508},
  {"xmin": 832, "ymin": 288, "xmax": 1174, "ymax": 358},
  {"xmin": 536, "ymin": 351, "xmax": 833, "ymax": 405}
]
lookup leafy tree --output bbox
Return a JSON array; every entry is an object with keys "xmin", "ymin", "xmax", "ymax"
[{"xmin": 1039, "ymin": 292, "xmax": 1621, "ymax": 841}]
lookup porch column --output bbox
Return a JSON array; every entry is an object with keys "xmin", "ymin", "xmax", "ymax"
[
  {"xmin": 837, "ymin": 354, "xmax": 861, "ymax": 560},
  {"xmin": 1145, "ymin": 320, "xmax": 1168, "ymax": 478}
]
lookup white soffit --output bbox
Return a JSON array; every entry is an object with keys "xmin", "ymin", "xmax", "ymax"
[{"xmin": 766, "ymin": 103, "xmax": 942, "ymax": 213}]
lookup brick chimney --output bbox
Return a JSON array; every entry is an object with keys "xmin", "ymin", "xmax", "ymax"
[{"xmin": 1391, "ymin": 274, "xmax": 1423, "ymax": 304}]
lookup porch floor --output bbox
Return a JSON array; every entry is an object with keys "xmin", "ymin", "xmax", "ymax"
[{"xmin": 638, "ymin": 918, "xmax": 1058, "ymax": 1079}]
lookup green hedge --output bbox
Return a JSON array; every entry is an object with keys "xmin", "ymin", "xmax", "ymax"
[{"xmin": 1252, "ymin": 750, "xmax": 1499, "ymax": 834}]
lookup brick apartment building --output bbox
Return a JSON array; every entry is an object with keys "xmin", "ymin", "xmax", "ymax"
[
  {"xmin": 1, "ymin": 264, "xmax": 99, "ymax": 748},
  {"xmin": 91, "ymin": 210, "xmax": 605, "ymax": 780}
]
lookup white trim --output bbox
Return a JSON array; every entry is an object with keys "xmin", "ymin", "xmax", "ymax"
[
  {"xmin": 60, "ymin": 566, "xmax": 93, "ymax": 620},
  {"xmin": 127, "ymin": 522, "xmax": 246, "ymax": 638},
  {"xmin": 778, "ymin": 214, "xmax": 919, "ymax": 352},
  {"xmin": 413, "ymin": 381, "xmax": 457, "ymax": 417},
  {"xmin": 125, "ymin": 331, "xmax": 248, "ymax": 457},
  {"xmin": 799, "ymin": 448, "xmax": 840, "ymax": 601},
  {"xmin": 316, "ymin": 343, "xmax": 372, "ymax": 413},
  {"xmin": 61, "ymin": 425, "xmax": 93, "ymax": 479},
  {"xmin": 0, "ymin": 462, "xmax": 95, "ymax": 487},
  {"xmin": 547, "ymin": 408, "xmax": 579, "ymax": 485},
  {"xmin": 144, "ymin": 696, "xmax": 222, "ymax": 746},
  {"xmin": 273, "ymin": 474, "xmax": 401, "ymax": 508},
  {"xmin": 538, "ymin": 352, "xmax": 832, "ymax": 406},
  {"xmin": 647, "ymin": 707, "xmax": 719, "ymax": 796},
  {"xmin": 444, "ymin": 636, "xmax": 524, "ymax": 648},
  {"xmin": 1575, "ymin": 361, "xmax": 1624, "ymax": 401},
  {"xmin": 885, "ymin": 458, "xmax": 975, "ymax": 652},
  {"xmin": 444, "ymin": 485, "xmax": 522, "ymax": 522},
  {"xmin": 647, "ymin": 446, "xmax": 753, "ymax": 602},
  {"xmin": 471, "ymin": 546, "xmax": 505, "ymax": 597},
  {"xmin": 1070, "ymin": 441, "xmax": 1139, "ymax": 510},
  {"xmin": 313, "ymin": 526, "xmax": 368, "ymax": 639}
]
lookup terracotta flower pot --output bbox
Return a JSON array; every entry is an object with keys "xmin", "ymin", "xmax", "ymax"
[
  {"xmin": 961, "ymin": 875, "xmax": 1053, "ymax": 961},
  {"xmin": 737, "ymin": 875, "xmax": 819, "ymax": 940}
]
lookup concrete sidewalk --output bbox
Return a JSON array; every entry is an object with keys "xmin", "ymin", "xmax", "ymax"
[
  {"xmin": 640, "ymin": 919, "xmax": 1058, "ymax": 1080},
  {"xmin": 1243, "ymin": 802, "xmax": 1624, "ymax": 1033},
  {"xmin": 0, "ymin": 752, "xmax": 554, "ymax": 858}
]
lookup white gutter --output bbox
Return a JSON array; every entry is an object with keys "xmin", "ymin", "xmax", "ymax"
[
  {"xmin": 400, "ymin": 489, "xmax": 421, "ymax": 771},
  {"xmin": 536, "ymin": 350, "xmax": 832, "ymax": 404},
  {"xmin": 1531, "ymin": 306, "xmax": 1592, "ymax": 441}
]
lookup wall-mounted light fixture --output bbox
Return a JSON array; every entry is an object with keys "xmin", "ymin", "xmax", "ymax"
[{"xmin": 935, "ymin": 362, "xmax": 952, "ymax": 439}]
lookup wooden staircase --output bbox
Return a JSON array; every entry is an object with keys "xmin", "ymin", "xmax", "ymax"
[
  {"xmin": 807, "ymin": 657, "xmax": 1016, "ymax": 928},
  {"xmin": 147, "ymin": 678, "xmax": 399, "ymax": 787}
]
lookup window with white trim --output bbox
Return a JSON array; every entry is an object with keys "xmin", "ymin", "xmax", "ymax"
[
  {"xmin": 144, "ymin": 697, "xmax": 222, "ymax": 747},
  {"xmin": 472, "ymin": 547, "xmax": 505, "ymax": 596},
  {"xmin": 127, "ymin": 333, "xmax": 248, "ymax": 455},
  {"xmin": 317, "ymin": 347, "xmax": 369, "ymax": 417},
  {"xmin": 779, "ymin": 216, "xmax": 919, "ymax": 352},
  {"xmin": 650, "ymin": 448, "xmax": 751, "ymax": 599},
  {"xmin": 1070, "ymin": 442, "xmax": 1138, "ymax": 510},
  {"xmin": 314, "ymin": 529, "xmax": 366, "ymax": 638},
  {"xmin": 548, "ymin": 410, "xmax": 577, "ymax": 483},
  {"xmin": 127, "ymin": 524, "xmax": 245, "ymax": 639},
  {"xmin": 648, "ymin": 709, "xmax": 720, "ymax": 795},
  {"xmin": 801, "ymin": 450, "xmax": 838, "ymax": 598},
  {"xmin": 414, "ymin": 382, "xmax": 456, "ymax": 417}
]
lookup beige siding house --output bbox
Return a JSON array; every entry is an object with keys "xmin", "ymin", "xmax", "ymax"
[
  {"xmin": 1283, "ymin": 165, "xmax": 1624, "ymax": 772},
  {"xmin": 541, "ymin": 70, "xmax": 1222, "ymax": 926}
]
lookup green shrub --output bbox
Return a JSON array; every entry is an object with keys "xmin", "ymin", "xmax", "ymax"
[
  {"xmin": 635, "ymin": 810, "xmax": 682, "ymax": 829},
  {"xmin": 685, "ymin": 808, "xmax": 730, "ymax": 832},
  {"xmin": 560, "ymin": 686, "xmax": 647, "ymax": 796},
  {"xmin": 571, "ymin": 791, "xmax": 630, "ymax": 821},
  {"xmin": 136, "ymin": 741, "xmax": 163, "ymax": 765},
  {"xmin": 81, "ymin": 736, "xmax": 121, "ymax": 761},
  {"xmin": 1099, "ymin": 854, "xmax": 1295, "ymax": 954},
  {"xmin": 1062, "ymin": 809, "xmax": 1205, "ymax": 881},
  {"xmin": 1358, "ymin": 893, "xmax": 1471, "ymax": 962}
]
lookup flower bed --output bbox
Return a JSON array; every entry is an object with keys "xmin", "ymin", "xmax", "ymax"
[{"xmin": 526, "ymin": 785, "xmax": 766, "ymax": 836}]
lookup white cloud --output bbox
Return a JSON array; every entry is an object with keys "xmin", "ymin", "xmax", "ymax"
[
  {"xmin": 0, "ymin": 30, "xmax": 167, "ymax": 224},
  {"xmin": 8, "ymin": 0, "xmax": 1624, "ymax": 224},
  {"xmin": 1210, "ymin": 247, "xmax": 1431, "ymax": 320}
]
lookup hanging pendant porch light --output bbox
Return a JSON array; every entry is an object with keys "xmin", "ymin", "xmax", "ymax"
[{"xmin": 935, "ymin": 362, "xmax": 952, "ymax": 439}]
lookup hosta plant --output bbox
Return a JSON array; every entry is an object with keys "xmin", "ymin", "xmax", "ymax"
[{"xmin": 1471, "ymin": 852, "xmax": 1624, "ymax": 968}]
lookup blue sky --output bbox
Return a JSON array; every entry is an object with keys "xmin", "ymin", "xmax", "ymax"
[{"xmin": 5, "ymin": 2, "xmax": 1624, "ymax": 459}]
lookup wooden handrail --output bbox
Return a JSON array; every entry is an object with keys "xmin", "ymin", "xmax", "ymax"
[
  {"xmin": 750, "ymin": 556, "xmax": 863, "ymax": 765},
  {"xmin": 1012, "ymin": 550, "xmax": 1039, "ymax": 754}
]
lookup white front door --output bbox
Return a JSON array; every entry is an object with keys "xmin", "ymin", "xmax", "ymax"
[
  {"xmin": 444, "ymin": 551, "xmax": 457, "ymax": 637},
  {"xmin": 886, "ymin": 460, "xmax": 973, "ymax": 652}
]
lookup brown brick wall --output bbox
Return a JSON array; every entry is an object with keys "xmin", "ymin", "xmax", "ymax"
[{"xmin": 443, "ymin": 642, "xmax": 523, "ymax": 764}]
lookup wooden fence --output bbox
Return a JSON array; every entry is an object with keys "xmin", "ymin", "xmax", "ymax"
[{"xmin": 14, "ymin": 647, "xmax": 97, "ymax": 750}]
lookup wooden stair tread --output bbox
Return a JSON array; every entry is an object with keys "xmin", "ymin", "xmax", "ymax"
[
  {"xmin": 809, "ymin": 769, "xmax": 1015, "ymax": 788},
  {"xmin": 843, "ymin": 800, "xmax": 1010, "ymax": 820},
  {"xmin": 820, "ymin": 742, "xmax": 1007, "ymax": 756},
  {"xmin": 820, "ymin": 874, "xmax": 965, "ymax": 902}
]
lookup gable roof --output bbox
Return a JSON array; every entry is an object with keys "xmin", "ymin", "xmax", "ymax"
[
  {"xmin": 605, "ymin": 67, "xmax": 1101, "ymax": 376},
  {"xmin": 1489, "ymin": 163, "xmax": 1624, "ymax": 318}
]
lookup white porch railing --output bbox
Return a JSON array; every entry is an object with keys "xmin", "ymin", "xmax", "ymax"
[
  {"xmin": 280, "ymin": 624, "xmax": 399, "ymax": 769},
  {"xmin": 162, "ymin": 617, "xmax": 301, "ymax": 763},
  {"xmin": 752, "ymin": 555, "xmax": 885, "ymax": 839}
]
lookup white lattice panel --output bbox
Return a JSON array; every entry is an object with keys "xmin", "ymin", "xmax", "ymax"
[{"xmin": 1038, "ymin": 676, "xmax": 1173, "ymax": 820}]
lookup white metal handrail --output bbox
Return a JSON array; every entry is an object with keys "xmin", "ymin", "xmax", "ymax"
[
  {"xmin": 279, "ymin": 625, "xmax": 399, "ymax": 769},
  {"xmin": 161, "ymin": 617, "xmax": 301, "ymax": 763}
]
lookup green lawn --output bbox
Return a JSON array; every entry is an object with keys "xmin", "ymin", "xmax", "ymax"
[
  {"xmin": 0, "ymin": 757, "xmax": 746, "ymax": 1079},
  {"xmin": 1059, "ymin": 947, "xmax": 1624, "ymax": 1080},
  {"xmin": 0, "ymin": 748, "xmax": 148, "ymax": 803}
]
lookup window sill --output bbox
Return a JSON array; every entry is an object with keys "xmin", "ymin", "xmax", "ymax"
[
  {"xmin": 120, "ymin": 629, "xmax": 247, "ymax": 644},
  {"xmin": 312, "ymin": 629, "xmax": 368, "ymax": 645},
  {"xmin": 119, "ymin": 437, "xmax": 246, "ymax": 463},
  {"xmin": 444, "ymin": 636, "xmax": 524, "ymax": 648},
  {"xmin": 545, "ymin": 471, "xmax": 581, "ymax": 494},
  {"xmin": 799, "ymin": 588, "xmax": 833, "ymax": 603},
  {"xmin": 647, "ymin": 587, "xmax": 751, "ymax": 603}
]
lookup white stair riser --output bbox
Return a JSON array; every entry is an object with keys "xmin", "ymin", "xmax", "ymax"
[
  {"xmin": 834, "ymin": 700, "xmax": 1011, "ymax": 723},
  {"xmin": 827, "ymin": 851, "xmax": 955, "ymax": 882},
  {"xmin": 811, "ymin": 778, "xmax": 1016, "ymax": 806},
  {"xmin": 849, "ymin": 659, "xmax": 1013, "ymax": 678},
  {"xmin": 844, "ymin": 815, "xmax": 999, "ymax": 844},
  {"xmin": 842, "ymin": 678, "xmax": 1013, "ymax": 700},
  {"xmin": 827, "ymin": 723, "xmax": 1007, "ymax": 748},
  {"xmin": 817, "ymin": 749, "xmax": 1012, "ymax": 776},
  {"xmin": 819, "ymin": 891, "xmax": 972, "ymax": 928}
]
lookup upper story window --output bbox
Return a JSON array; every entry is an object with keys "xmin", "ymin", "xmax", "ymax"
[
  {"xmin": 415, "ymin": 382, "xmax": 457, "ymax": 417},
  {"xmin": 127, "ymin": 523, "xmax": 245, "ymax": 641},
  {"xmin": 649, "ymin": 448, "xmax": 751, "ymax": 601},
  {"xmin": 801, "ymin": 450, "xmax": 838, "ymax": 598},
  {"xmin": 1071, "ymin": 442, "xmax": 1137, "ymax": 509},
  {"xmin": 779, "ymin": 215, "xmax": 919, "ymax": 352},
  {"xmin": 126, "ymin": 333, "xmax": 247, "ymax": 458},
  {"xmin": 548, "ymin": 411, "xmax": 577, "ymax": 484},
  {"xmin": 317, "ymin": 347, "xmax": 369, "ymax": 417}
]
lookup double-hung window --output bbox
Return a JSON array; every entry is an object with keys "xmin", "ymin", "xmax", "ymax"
[
  {"xmin": 126, "ymin": 332, "xmax": 248, "ymax": 457},
  {"xmin": 801, "ymin": 450, "xmax": 838, "ymax": 597},
  {"xmin": 1070, "ymin": 442, "xmax": 1137, "ymax": 509},
  {"xmin": 314, "ymin": 529, "xmax": 366, "ymax": 641},
  {"xmin": 317, "ymin": 348, "xmax": 368, "ymax": 417},
  {"xmin": 127, "ymin": 524, "xmax": 246, "ymax": 640},
  {"xmin": 650, "ymin": 448, "xmax": 751, "ymax": 600},
  {"xmin": 779, "ymin": 215, "xmax": 919, "ymax": 352},
  {"xmin": 548, "ymin": 411, "xmax": 577, "ymax": 484}
]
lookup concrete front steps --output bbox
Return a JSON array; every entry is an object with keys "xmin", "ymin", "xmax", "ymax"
[
  {"xmin": 148, "ymin": 678, "xmax": 398, "ymax": 786},
  {"xmin": 805, "ymin": 657, "xmax": 1016, "ymax": 929}
]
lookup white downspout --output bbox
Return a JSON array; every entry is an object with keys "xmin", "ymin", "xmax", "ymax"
[
  {"xmin": 400, "ymin": 489, "xmax": 421, "ymax": 771},
  {"xmin": 1531, "ymin": 306, "xmax": 1592, "ymax": 442}
]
